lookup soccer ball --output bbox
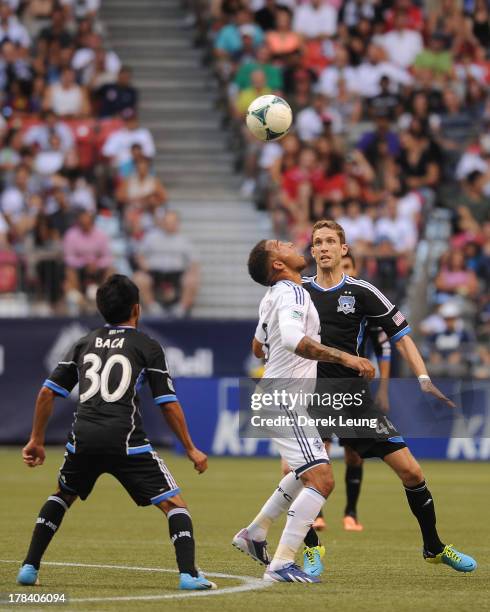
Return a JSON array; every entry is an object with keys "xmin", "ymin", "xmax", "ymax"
[{"xmin": 246, "ymin": 95, "xmax": 293, "ymax": 142}]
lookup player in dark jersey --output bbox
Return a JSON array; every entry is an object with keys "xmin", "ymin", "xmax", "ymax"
[
  {"xmin": 16, "ymin": 275, "xmax": 217, "ymax": 591},
  {"xmin": 318, "ymin": 251, "xmax": 393, "ymax": 532},
  {"xmin": 301, "ymin": 219, "xmax": 477, "ymax": 573}
]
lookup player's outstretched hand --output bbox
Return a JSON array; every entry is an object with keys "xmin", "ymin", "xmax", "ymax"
[
  {"xmin": 344, "ymin": 355, "xmax": 376, "ymax": 379},
  {"xmin": 22, "ymin": 440, "xmax": 45, "ymax": 467},
  {"xmin": 187, "ymin": 447, "xmax": 208, "ymax": 474},
  {"xmin": 420, "ymin": 379, "xmax": 456, "ymax": 408}
]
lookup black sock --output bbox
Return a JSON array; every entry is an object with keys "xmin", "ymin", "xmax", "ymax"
[
  {"xmin": 304, "ymin": 527, "xmax": 320, "ymax": 548},
  {"xmin": 24, "ymin": 495, "xmax": 69, "ymax": 570},
  {"xmin": 344, "ymin": 465, "xmax": 363, "ymax": 518},
  {"xmin": 404, "ymin": 481, "xmax": 444, "ymax": 555},
  {"xmin": 168, "ymin": 508, "xmax": 197, "ymax": 577}
]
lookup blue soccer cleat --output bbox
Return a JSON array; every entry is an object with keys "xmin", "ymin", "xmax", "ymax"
[
  {"xmin": 303, "ymin": 545, "xmax": 325, "ymax": 577},
  {"xmin": 16, "ymin": 564, "xmax": 39, "ymax": 586},
  {"xmin": 179, "ymin": 572, "xmax": 217, "ymax": 590},
  {"xmin": 232, "ymin": 528, "xmax": 270, "ymax": 566},
  {"xmin": 264, "ymin": 562, "xmax": 321, "ymax": 583},
  {"xmin": 424, "ymin": 544, "xmax": 477, "ymax": 573}
]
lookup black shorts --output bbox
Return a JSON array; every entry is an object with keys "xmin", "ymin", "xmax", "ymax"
[
  {"xmin": 58, "ymin": 450, "xmax": 180, "ymax": 506},
  {"xmin": 320, "ymin": 435, "xmax": 406, "ymax": 458},
  {"xmin": 338, "ymin": 437, "xmax": 407, "ymax": 459}
]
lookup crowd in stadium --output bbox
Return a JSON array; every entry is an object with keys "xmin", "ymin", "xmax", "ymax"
[
  {"xmin": 193, "ymin": 0, "xmax": 490, "ymax": 377},
  {"xmin": 1, "ymin": 0, "xmax": 490, "ymax": 376},
  {"xmin": 0, "ymin": 0, "xmax": 197, "ymax": 318}
]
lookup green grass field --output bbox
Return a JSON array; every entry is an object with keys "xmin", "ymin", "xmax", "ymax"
[{"xmin": 0, "ymin": 447, "xmax": 488, "ymax": 612}]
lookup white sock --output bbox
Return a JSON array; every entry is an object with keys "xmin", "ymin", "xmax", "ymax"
[
  {"xmin": 269, "ymin": 487, "xmax": 326, "ymax": 571},
  {"xmin": 246, "ymin": 471, "xmax": 303, "ymax": 542}
]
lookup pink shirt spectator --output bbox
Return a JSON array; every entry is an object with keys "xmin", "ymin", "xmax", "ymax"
[{"xmin": 63, "ymin": 224, "xmax": 112, "ymax": 269}]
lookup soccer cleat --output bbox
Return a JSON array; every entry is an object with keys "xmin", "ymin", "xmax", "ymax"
[
  {"xmin": 303, "ymin": 545, "xmax": 325, "ymax": 577},
  {"xmin": 16, "ymin": 564, "xmax": 39, "ymax": 586},
  {"xmin": 424, "ymin": 544, "xmax": 477, "ymax": 573},
  {"xmin": 264, "ymin": 562, "xmax": 321, "ymax": 583},
  {"xmin": 179, "ymin": 572, "xmax": 217, "ymax": 590},
  {"xmin": 232, "ymin": 528, "xmax": 270, "ymax": 566},
  {"xmin": 313, "ymin": 515, "xmax": 326, "ymax": 531},
  {"xmin": 343, "ymin": 515, "xmax": 364, "ymax": 531}
]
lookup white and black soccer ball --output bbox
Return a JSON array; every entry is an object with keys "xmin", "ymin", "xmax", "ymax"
[{"xmin": 246, "ymin": 95, "xmax": 293, "ymax": 142}]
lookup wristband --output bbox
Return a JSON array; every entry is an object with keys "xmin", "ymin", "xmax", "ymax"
[{"xmin": 418, "ymin": 375, "xmax": 431, "ymax": 384}]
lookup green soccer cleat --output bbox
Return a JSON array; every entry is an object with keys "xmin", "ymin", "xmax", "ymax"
[
  {"xmin": 303, "ymin": 545, "xmax": 325, "ymax": 577},
  {"xmin": 424, "ymin": 544, "xmax": 477, "ymax": 573}
]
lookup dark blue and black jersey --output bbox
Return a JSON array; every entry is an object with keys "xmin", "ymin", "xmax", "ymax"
[{"xmin": 44, "ymin": 325, "xmax": 176, "ymax": 455}]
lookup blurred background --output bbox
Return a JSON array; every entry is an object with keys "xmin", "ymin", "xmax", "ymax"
[{"xmin": 0, "ymin": 0, "xmax": 489, "ymax": 460}]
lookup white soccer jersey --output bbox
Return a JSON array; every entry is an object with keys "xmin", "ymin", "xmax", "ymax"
[{"xmin": 254, "ymin": 280, "xmax": 320, "ymax": 379}]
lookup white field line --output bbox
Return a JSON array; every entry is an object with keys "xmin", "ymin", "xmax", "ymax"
[{"xmin": 0, "ymin": 560, "xmax": 273, "ymax": 602}]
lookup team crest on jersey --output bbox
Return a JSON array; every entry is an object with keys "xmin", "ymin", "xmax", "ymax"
[{"xmin": 337, "ymin": 295, "xmax": 356, "ymax": 314}]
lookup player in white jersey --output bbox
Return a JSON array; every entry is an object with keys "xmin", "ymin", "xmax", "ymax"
[{"xmin": 232, "ymin": 239, "xmax": 374, "ymax": 583}]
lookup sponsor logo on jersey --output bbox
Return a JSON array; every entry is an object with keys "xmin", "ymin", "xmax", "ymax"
[
  {"xmin": 337, "ymin": 295, "xmax": 356, "ymax": 314},
  {"xmin": 291, "ymin": 309, "xmax": 304, "ymax": 320}
]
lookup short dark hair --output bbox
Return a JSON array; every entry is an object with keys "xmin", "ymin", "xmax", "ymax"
[
  {"xmin": 96, "ymin": 274, "xmax": 139, "ymax": 325},
  {"xmin": 248, "ymin": 240, "xmax": 271, "ymax": 286}
]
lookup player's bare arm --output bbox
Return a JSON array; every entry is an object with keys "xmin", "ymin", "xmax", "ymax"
[
  {"xmin": 295, "ymin": 336, "xmax": 375, "ymax": 378},
  {"xmin": 162, "ymin": 401, "xmax": 208, "ymax": 473},
  {"xmin": 252, "ymin": 337, "xmax": 265, "ymax": 359},
  {"xmin": 395, "ymin": 335, "xmax": 456, "ymax": 408},
  {"xmin": 22, "ymin": 386, "xmax": 57, "ymax": 468}
]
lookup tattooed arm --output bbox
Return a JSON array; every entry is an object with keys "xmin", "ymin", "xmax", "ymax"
[{"xmin": 295, "ymin": 336, "xmax": 375, "ymax": 378}]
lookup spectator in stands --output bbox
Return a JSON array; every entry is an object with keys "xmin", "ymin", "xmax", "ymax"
[
  {"xmin": 279, "ymin": 146, "xmax": 323, "ymax": 224},
  {"xmin": 62, "ymin": 0, "xmax": 101, "ymax": 21},
  {"xmin": 254, "ymin": 0, "xmax": 280, "ymax": 32},
  {"xmin": 317, "ymin": 45, "xmax": 357, "ymax": 99},
  {"xmin": 116, "ymin": 156, "xmax": 167, "ymax": 217},
  {"xmin": 43, "ymin": 67, "xmax": 90, "ymax": 117},
  {"xmin": 0, "ymin": 164, "xmax": 38, "ymax": 240},
  {"xmin": 292, "ymin": 0, "xmax": 337, "ymax": 39},
  {"xmin": 33, "ymin": 133, "xmax": 66, "ymax": 176},
  {"xmin": 72, "ymin": 32, "xmax": 120, "ymax": 85},
  {"xmin": 438, "ymin": 87, "xmax": 474, "ymax": 154},
  {"xmin": 23, "ymin": 110, "xmax": 75, "ymax": 152},
  {"xmin": 435, "ymin": 248, "xmax": 479, "ymax": 301},
  {"xmin": 357, "ymin": 107, "xmax": 400, "ymax": 167},
  {"xmin": 414, "ymin": 32, "xmax": 453, "ymax": 84},
  {"xmin": 37, "ymin": 5, "xmax": 73, "ymax": 51},
  {"xmin": 426, "ymin": 301, "xmax": 472, "ymax": 377},
  {"xmin": 214, "ymin": 9, "xmax": 264, "ymax": 79},
  {"xmin": 96, "ymin": 66, "xmax": 138, "ymax": 118},
  {"xmin": 63, "ymin": 209, "xmax": 113, "ymax": 314},
  {"xmin": 337, "ymin": 198, "xmax": 375, "ymax": 255},
  {"xmin": 0, "ymin": 127, "xmax": 22, "ymax": 174},
  {"xmin": 455, "ymin": 170, "xmax": 490, "ymax": 233},
  {"xmin": 133, "ymin": 210, "xmax": 200, "ymax": 317},
  {"xmin": 397, "ymin": 120, "xmax": 442, "ymax": 193},
  {"xmin": 0, "ymin": 1, "xmax": 31, "ymax": 47},
  {"xmin": 374, "ymin": 196, "xmax": 418, "ymax": 255},
  {"xmin": 233, "ymin": 45, "xmax": 283, "ymax": 94},
  {"xmin": 356, "ymin": 43, "xmax": 412, "ymax": 99},
  {"xmin": 296, "ymin": 93, "xmax": 343, "ymax": 142},
  {"xmin": 378, "ymin": 11, "xmax": 423, "ymax": 69},
  {"xmin": 102, "ymin": 109, "xmax": 155, "ymax": 170},
  {"xmin": 266, "ymin": 8, "xmax": 301, "ymax": 62}
]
